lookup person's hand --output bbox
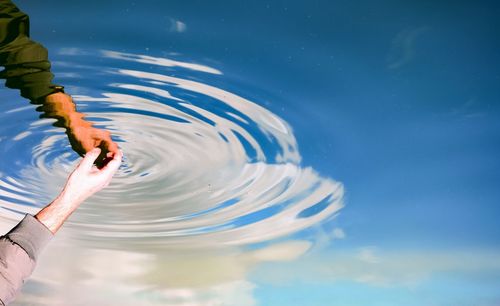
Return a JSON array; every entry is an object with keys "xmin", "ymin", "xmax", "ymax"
[
  {"xmin": 35, "ymin": 148, "xmax": 122, "ymax": 234},
  {"xmin": 42, "ymin": 92, "xmax": 119, "ymax": 168},
  {"xmin": 61, "ymin": 147, "xmax": 122, "ymax": 207},
  {"xmin": 67, "ymin": 123, "xmax": 119, "ymax": 168}
]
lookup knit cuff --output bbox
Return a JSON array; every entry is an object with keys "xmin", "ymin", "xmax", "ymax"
[{"xmin": 6, "ymin": 214, "xmax": 54, "ymax": 261}]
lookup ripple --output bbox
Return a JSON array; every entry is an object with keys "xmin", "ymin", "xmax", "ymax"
[{"xmin": 0, "ymin": 49, "xmax": 343, "ymax": 248}]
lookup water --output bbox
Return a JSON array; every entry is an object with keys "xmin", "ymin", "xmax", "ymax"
[
  {"xmin": 2, "ymin": 47, "xmax": 343, "ymax": 246},
  {"xmin": 1, "ymin": 1, "xmax": 500, "ymax": 305}
]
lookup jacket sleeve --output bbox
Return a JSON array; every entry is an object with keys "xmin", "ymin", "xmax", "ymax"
[
  {"xmin": 0, "ymin": 214, "xmax": 53, "ymax": 305},
  {"xmin": 0, "ymin": 0, "xmax": 60, "ymax": 101}
]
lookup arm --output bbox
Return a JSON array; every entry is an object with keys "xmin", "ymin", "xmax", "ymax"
[
  {"xmin": 0, "ymin": 148, "xmax": 122, "ymax": 304},
  {"xmin": 0, "ymin": 1, "xmax": 118, "ymax": 167},
  {"xmin": 40, "ymin": 93, "xmax": 119, "ymax": 168}
]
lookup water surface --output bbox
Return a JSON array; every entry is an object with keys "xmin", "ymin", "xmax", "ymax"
[{"xmin": 1, "ymin": 0, "xmax": 499, "ymax": 305}]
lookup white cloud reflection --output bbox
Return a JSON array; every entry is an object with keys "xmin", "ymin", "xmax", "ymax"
[
  {"xmin": 169, "ymin": 19, "xmax": 187, "ymax": 33},
  {"xmin": 252, "ymin": 247, "xmax": 500, "ymax": 288},
  {"xmin": 102, "ymin": 50, "xmax": 222, "ymax": 75},
  {"xmin": 47, "ymin": 68, "xmax": 343, "ymax": 248},
  {"xmin": 15, "ymin": 240, "xmax": 310, "ymax": 305},
  {"xmin": 387, "ymin": 26, "xmax": 430, "ymax": 69}
]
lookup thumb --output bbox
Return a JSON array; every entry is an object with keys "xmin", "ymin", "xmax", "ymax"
[{"xmin": 80, "ymin": 148, "xmax": 101, "ymax": 169}]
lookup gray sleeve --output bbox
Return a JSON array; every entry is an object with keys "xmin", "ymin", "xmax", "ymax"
[{"xmin": 0, "ymin": 214, "xmax": 54, "ymax": 305}]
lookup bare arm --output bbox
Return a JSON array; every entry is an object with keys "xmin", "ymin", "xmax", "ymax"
[{"xmin": 0, "ymin": 148, "xmax": 122, "ymax": 305}]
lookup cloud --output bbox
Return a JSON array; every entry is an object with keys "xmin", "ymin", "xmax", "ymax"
[
  {"xmin": 357, "ymin": 247, "xmax": 380, "ymax": 264},
  {"xmin": 252, "ymin": 247, "xmax": 500, "ymax": 287},
  {"xmin": 102, "ymin": 50, "xmax": 222, "ymax": 75},
  {"xmin": 331, "ymin": 228, "xmax": 345, "ymax": 239},
  {"xmin": 16, "ymin": 240, "xmax": 311, "ymax": 305},
  {"xmin": 387, "ymin": 26, "xmax": 430, "ymax": 69},
  {"xmin": 169, "ymin": 19, "xmax": 187, "ymax": 33}
]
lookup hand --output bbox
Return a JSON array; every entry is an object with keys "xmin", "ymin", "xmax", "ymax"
[
  {"xmin": 42, "ymin": 92, "xmax": 119, "ymax": 168},
  {"xmin": 35, "ymin": 148, "xmax": 122, "ymax": 234},
  {"xmin": 61, "ymin": 147, "xmax": 122, "ymax": 207},
  {"xmin": 67, "ymin": 123, "xmax": 119, "ymax": 168}
]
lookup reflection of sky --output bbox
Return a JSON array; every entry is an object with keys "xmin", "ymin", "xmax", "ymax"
[
  {"xmin": 253, "ymin": 248, "xmax": 500, "ymax": 305},
  {"xmin": 12, "ymin": 0, "xmax": 500, "ymax": 305}
]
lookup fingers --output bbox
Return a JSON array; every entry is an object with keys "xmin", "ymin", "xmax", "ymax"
[
  {"xmin": 80, "ymin": 147, "xmax": 102, "ymax": 170},
  {"xmin": 100, "ymin": 139, "xmax": 119, "ymax": 158},
  {"xmin": 99, "ymin": 149, "xmax": 123, "ymax": 176},
  {"xmin": 106, "ymin": 141, "xmax": 119, "ymax": 157},
  {"xmin": 96, "ymin": 131, "xmax": 119, "ymax": 157}
]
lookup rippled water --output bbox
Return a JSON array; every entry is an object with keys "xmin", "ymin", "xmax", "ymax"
[
  {"xmin": 1, "ymin": 48, "xmax": 342, "ymax": 246},
  {"xmin": 0, "ymin": 48, "xmax": 343, "ymax": 305},
  {"xmin": 3, "ymin": 1, "xmax": 500, "ymax": 305}
]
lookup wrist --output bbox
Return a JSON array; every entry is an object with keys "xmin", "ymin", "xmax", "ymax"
[
  {"xmin": 43, "ymin": 92, "xmax": 75, "ymax": 109},
  {"xmin": 66, "ymin": 112, "xmax": 92, "ymax": 130},
  {"xmin": 42, "ymin": 93, "xmax": 93, "ymax": 129},
  {"xmin": 35, "ymin": 191, "xmax": 82, "ymax": 234},
  {"xmin": 55, "ymin": 189, "xmax": 84, "ymax": 212}
]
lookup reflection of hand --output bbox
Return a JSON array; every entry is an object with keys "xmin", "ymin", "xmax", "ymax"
[
  {"xmin": 67, "ymin": 122, "xmax": 119, "ymax": 168},
  {"xmin": 62, "ymin": 147, "xmax": 122, "ymax": 207},
  {"xmin": 42, "ymin": 92, "xmax": 119, "ymax": 168}
]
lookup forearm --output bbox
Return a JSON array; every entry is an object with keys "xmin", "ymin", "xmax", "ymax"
[
  {"xmin": 35, "ymin": 190, "xmax": 82, "ymax": 235},
  {"xmin": 37, "ymin": 92, "xmax": 91, "ymax": 130}
]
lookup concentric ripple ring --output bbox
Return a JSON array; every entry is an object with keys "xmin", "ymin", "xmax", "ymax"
[{"xmin": 0, "ymin": 49, "xmax": 343, "ymax": 248}]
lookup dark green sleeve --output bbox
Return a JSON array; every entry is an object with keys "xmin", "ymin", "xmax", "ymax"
[{"xmin": 0, "ymin": 0, "xmax": 60, "ymax": 101}]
